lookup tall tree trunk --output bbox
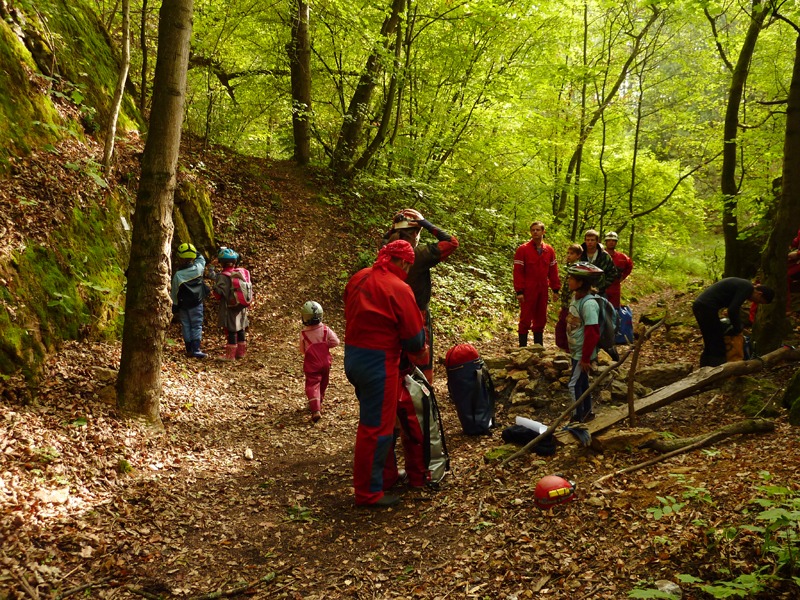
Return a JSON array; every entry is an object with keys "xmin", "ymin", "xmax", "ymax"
[
  {"xmin": 103, "ymin": 0, "xmax": 130, "ymax": 176},
  {"xmin": 754, "ymin": 32, "xmax": 800, "ymax": 354},
  {"xmin": 717, "ymin": 1, "xmax": 768, "ymax": 278},
  {"xmin": 116, "ymin": 0, "xmax": 194, "ymax": 427},
  {"xmin": 329, "ymin": 0, "xmax": 405, "ymax": 179},
  {"xmin": 289, "ymin": 0, "xmax": 312, "ymax": 165}
]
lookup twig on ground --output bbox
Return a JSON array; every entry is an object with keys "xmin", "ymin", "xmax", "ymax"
[{"xmin": 59, "ymin": 577, "xmax": 112, "ymax": 599}]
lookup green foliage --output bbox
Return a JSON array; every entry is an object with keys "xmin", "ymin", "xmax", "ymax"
[
  {"xmin": 285, "ymin": 504, "xmax": 316, "ymax": 523},
  {"xmin": 647, "ymin": 496, "xmax": 686, "ymax": 521}
]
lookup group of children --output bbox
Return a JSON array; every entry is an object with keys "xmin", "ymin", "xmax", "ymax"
[{"xmin": 171, "ymin": 243, "xmax": 338, "ymax": 423}]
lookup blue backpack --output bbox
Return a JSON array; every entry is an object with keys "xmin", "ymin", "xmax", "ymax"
[
  {"xmin": 578, "ymin": 295, "xmax": 618, "ymax": 352},
  {"xmin": 616, "ymin": 306, "xmax": 634, "ymax": 344}
]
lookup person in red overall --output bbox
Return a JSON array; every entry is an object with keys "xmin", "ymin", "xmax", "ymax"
[
  {"xmin": 344, "ymin": 240, "xmax": 428, "ymax": 508},
  {"xmin": 299, "ymin": 301, "xmax": 340, "ymax": 423},
  {"xmin": 513, "ymin": 221, "xmax": 561, "ymax": 347},
  {"xmin": 603, "ymin": 231, "xmax": 634, "ymax": 309}
]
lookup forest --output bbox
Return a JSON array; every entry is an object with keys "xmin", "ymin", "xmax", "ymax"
[{"xmin": 1, "ymin": 0, "xmax": 800, "ymax": 598}]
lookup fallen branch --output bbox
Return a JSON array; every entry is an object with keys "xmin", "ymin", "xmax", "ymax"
[
  {"xmin": 501, "ymin": 345, "xmax": 634, "ymax": 465},
  {"xmin": 188, "ymin": 570, "xmax": 281, "ymax": 600},
  {"xmin": 557, "ymin": 345, "xmax": 800, "ymax": 445},
  {"xmin": 59, "ymin": 577, "xmax": 112, "ymax": 599},
  {"xmin": 642, "ymin": 418, "xmax": 775, "ymax": 453},
  {"xmin": 595, "ymin": 418, "xmax": 776, "ymax": 484}
]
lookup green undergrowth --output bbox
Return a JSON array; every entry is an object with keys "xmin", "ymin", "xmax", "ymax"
[{"xmin": 0, "ymin": 194, "xmax": 130, "ymax": 379}]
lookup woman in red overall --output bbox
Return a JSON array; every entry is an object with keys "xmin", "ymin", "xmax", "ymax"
[{"xmin": 299, "ymin": 301, "xmax": 340, "ymax": 423}]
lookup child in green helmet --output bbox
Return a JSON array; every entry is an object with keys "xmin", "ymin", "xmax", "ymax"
[
  {"xmin": 299, "ymin": 301, "xmax": 340, "ymax": 423},
  {"xmin": 170, "ymin": 242, "xmax": 210, "ymax": 359}
]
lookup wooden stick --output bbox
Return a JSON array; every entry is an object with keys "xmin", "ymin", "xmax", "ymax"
[
  {"xmin": 626, "ymin": 324, "xmax": 647, "ymax": 427},
  {"xmin": 59, "ymin": 577, "xmax": 112, "ymax": 599}
]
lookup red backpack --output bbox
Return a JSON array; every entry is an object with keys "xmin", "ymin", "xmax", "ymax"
[{"xmin": 222, "ymin": 267, "xmax": 253, "ymax": 308}]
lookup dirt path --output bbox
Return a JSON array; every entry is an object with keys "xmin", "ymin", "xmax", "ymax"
[{"xmin": 3, "ymin": 146, "xmax": 800, "ymax": 599}]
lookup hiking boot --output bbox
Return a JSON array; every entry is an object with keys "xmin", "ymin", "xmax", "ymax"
[
  {"xmin": 360, "ymin": 494, "xmax": 400, "ymax": 509},
  {"xmin": 189, "ymin": 340, "xmax": 207, "ymax": 359},
  {"xmin": 221, "ymin": 344, "xmax": 237, "ymax": 361}
]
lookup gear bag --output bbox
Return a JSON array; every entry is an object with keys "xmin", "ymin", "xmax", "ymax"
[
  {"xmin": 402, "ymin": 369, "xmax": 450, "ymax": 485},
  {"xmin": 445, "ymin": 344, "xmax": 495, "ymax": 435},
  {"xmin": 222, "ymin": 267, "xmax": 253, "ymax": 308},
  {"xmin": 578, "ymin": 295, "xmax": 618, "ymax": 353},
  {"xmin": 615, "ymin": 305, "xmax": 634, "ymax": 345}
]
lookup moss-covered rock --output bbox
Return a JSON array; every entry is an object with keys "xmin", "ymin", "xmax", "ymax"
[{"xmin": 0, "ymin": 192, "xmax": 131, "ymax": 378}]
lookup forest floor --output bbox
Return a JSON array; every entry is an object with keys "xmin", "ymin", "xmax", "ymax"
[{"xmin": 2, "ymin": 139, "xmax": 800, "ymax": 600}]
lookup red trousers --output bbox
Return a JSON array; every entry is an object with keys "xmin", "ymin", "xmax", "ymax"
[
  {"xmin": 304, "ymin": 368, "xmax": 330, "ymax": 413},
  {"xmin": 518, "ymin": 287, "xmax": 549, "ymax": 335}
]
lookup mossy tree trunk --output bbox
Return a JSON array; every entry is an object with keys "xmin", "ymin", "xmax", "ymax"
[
  {"xmin": 754, "ymin": 31, "xmax": 800, "ymax": 355},
  {"xmin": 117, "ymin": 0, "xmax": 193, "ymax": 427}
]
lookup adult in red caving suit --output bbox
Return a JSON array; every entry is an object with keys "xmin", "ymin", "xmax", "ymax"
[
  {"xmin": 513, "ymin": 221, "xmax": 561, "ymax": 347},
  {"xmin": 344, "ymin": 240, "xmax": 428, "ymax": 508}
]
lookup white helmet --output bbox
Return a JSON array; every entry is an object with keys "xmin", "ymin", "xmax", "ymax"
[
  {"xmin": 604, "ymin": 231, "xmax": 619, "ymax": 241},
  {"xmin": 301, "ymin": 301, "xmax": 323, "ymax": 325}
]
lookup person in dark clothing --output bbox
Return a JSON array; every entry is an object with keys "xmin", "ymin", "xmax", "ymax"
[
  {"xmin": 580, "ymin": 229, "xmax": 618, "ymax": 296},
  {"xmin": 385, "ymin": 209, "xmax": 459, "ymax": 382},
  {"xmin": 692, "ymin": 278, "xmax": 774, "ymax": 367}
]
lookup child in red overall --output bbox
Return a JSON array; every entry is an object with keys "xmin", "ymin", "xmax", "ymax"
[{"xmin": 299, "ymin": 301, "xmax": 340, "ymax": 422}]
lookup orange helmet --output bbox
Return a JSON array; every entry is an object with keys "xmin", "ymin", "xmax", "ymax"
[{"xmin": 534, "ymin": 475, "xmax": 577, "ymax": 509}]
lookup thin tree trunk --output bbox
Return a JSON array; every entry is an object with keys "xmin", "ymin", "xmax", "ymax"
[
  {"xmin": 103, "ymin": 0, "xmax": 131, "ymax": 176},
  {"xmin": 329, "ymin": 0, "xmax": 405, "ymax": 179},
  {"xmin": 289, "ymin": 0, "xmax": 312, "ymax": 165},
  {"xmin": 717, "ymin": 1, "xmax": 768, "ymax": 278},
  {"xmin": 117, "ymin": 0, "xmax": 194, "ymax": 427},
  {"xmin": 754, "ymin": 31, "xmax": 800, "ymax": 353},
  {"xmin": 139, "ymin": 0, "xmax": 149, "ymax": 113}
]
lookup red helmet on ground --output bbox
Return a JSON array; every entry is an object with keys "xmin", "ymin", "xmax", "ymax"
[{"xmin": 534, "ymin": 475, "xmax": 577, "ymax": 509}]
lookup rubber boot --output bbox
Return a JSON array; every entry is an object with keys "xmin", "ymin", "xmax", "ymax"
[
  {"xmin": 235, "ymin": 341, "xmax": 247, "ymax": 359},
  {"xmin": 533, "ymin": 332, "xmax": 544, "ymax": 346},
  {"xmin": 184, "ymin": 341, "xmax": 193, "ymax": 356},
  {"xmin": 221, "ymin": 344, "xmax": 237, "ymax": 361},
  {"xmin": 189, "ymin": 340, "xmax": 207, "ymax": 359},
  {"xmin": 518, "ymin": 333, "xmax": 528, "ymax": 347}
]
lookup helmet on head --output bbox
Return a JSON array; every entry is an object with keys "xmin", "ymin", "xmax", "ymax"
[
  {"xmin": 301, "ymin": 301, "xmax": 323, "ymax": 325},
  {"xmin": 401, "ymin": 208, "xmax": 424, "ymax": 221},
  {"xmin": 534, "ymin": 475, "xmax": 577, "ymax": 509},
  {"xmin": 177, "ymin": 243, "xmax": 197, "ymax": 259},
  {"xmin": 604, "ymin": 231, "xmax": 618, "ymax": 241},
  {"xmin": 566, "ymin": 261, "xmax": 603, "ymax": 279},
  {"xmin": 218, "ymin": 247, "xmax": 239, "ymax": 262},
  {"xmin": 392, "ymin": 211, "xmax": 422, "ymax": 230}
]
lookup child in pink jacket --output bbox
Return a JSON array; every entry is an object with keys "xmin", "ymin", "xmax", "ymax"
[{"xmin": 299, "ymin": 301, "xmax": 340, "ymax": 422}]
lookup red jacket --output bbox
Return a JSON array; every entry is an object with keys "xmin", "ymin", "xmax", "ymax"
[
  {"xmin": 608, "ymin": 250, "xmax": 633, "ymax": 282},
  {"xmin": 513, "ymin": 241, "xmax": 560, "ymax": 294},
  {"xmin": 344, "ymin": 262, "xmax": 427, "ymax": 363}
]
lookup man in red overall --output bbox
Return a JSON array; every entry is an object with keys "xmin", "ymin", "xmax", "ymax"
[
  {"xmin": 344, "ymin": 240, "xmax": 429, "ymax": 508},
  {"xmin": 603, "ymin": 231, "xmax": 633, "ymax": 309},
  {"xmin": 513, "ymin": 221, "xmax": 561, "ymax": 347}
]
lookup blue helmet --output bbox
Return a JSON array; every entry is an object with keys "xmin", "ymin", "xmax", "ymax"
[{"xmin": 218, "ymin": 247, "xmax": 239, "ymax": 261}]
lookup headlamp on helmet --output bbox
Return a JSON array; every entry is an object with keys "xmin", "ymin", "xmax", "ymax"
[
  {"xmin": 534, "ymin": 475, "xmax": 577, "ymax": 509},
  {"xmin": 177, "ymin": 243, "xmax": 198, "ymax": 259}
]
